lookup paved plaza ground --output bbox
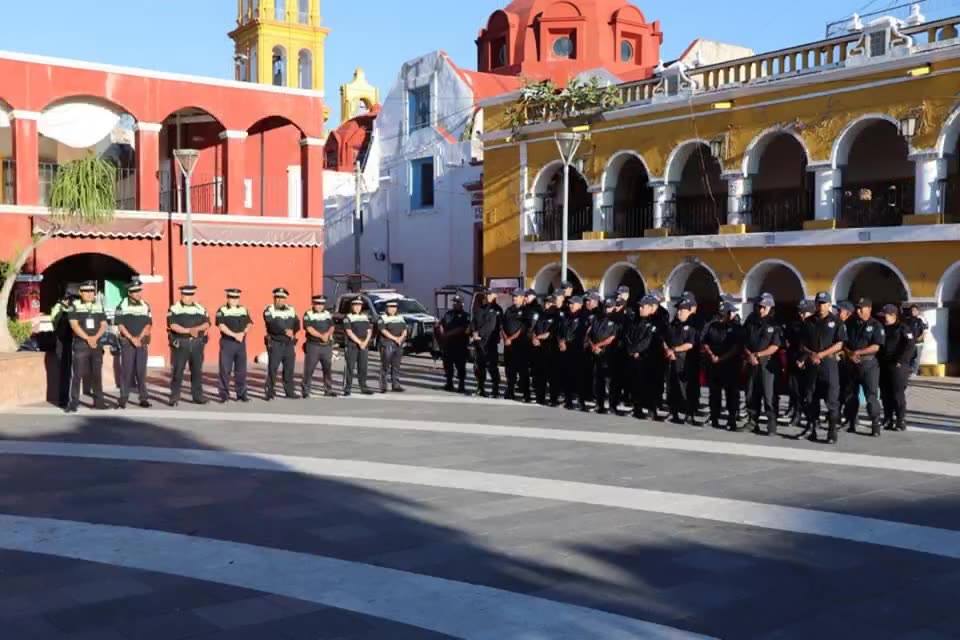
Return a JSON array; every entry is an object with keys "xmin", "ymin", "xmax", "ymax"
[{"xmin": 0, "ymin": 355, "xmax": 958, "ymax": 639}]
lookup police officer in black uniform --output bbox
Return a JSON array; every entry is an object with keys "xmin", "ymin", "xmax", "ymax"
[
  {"xmin": 51, "ymin": 290, "xmax": 77, "ymax": 409},
  {"xmin": 843, "ymin": 298, "xmax": 885, "ymax": 437},
  {"xmin": 378, "ymin": 300, "xmax": 408, "ymax": 393},
  {"xmin": 586, "ymin": 298, "xmax": 619, "ymax": 414},
  {"xmin": 302, "ymin": 295, "xmax": 336, "ymax": 398},
  {"xmin": 263, "ymin": 288, "xmax": 300, "ymax": 400},
  {"xmin": 470, "ymin": 289, "xmax": 502, "ymax": 398},
  {"xmin": 501, "ymin": 289, "xmax": 529, "ymax": 401},
  {"xmin": 522, "ymin": 289, "xmax": 542, "ymax": 390},
  {"xmin": 558, "ymin": 280, "xmax": 574, "ymax": 314},
  {"xmin": 800, "ymin": 292, "xmax": 847, "ymax": 444},
  {"xmin": 880, "ymin": 304, "xmax": 915, "ymax": 432},
  {"xmin": 115, "ymin": 278, "xmax": 153, "ymax": 409},
  {"xmin": 343, "ymin": 297, "xmax": 374, "ymax": 396},
  {"xmin": 608, "ymin": 289, "xmax": 633, "ymax": 414},
  {"xmin": 743, "ymin": 293, "xmax": 782, "ymax": 436},
  {"xmin": 784, "ymin": 300, "xmax": 814, "ymax": 427},
  {"xmin": 167, "ymin": 285, "xmax": 210, "ymax": 406},
  {"xmin": 438, "ymin": 295, "xmax": 470, "ymax": 393},
  {"xmin": 905, "ymin": 304, "xmax": 928, "ymax": 375},
  {"xmin": 835, "ymin": 301, "xmax": 855, "ymax": 428},
  {"xmin": 215, "ymin": 288, "xmax": 252, "ymax": 403},
  {"xmin": 580, "ymin": 292, "xmax": 602, "ymax": 409},
  {"xmin": 625, "ymin": 294, "xmax": 663, "ymax": 420},
  {"xmin": 558, "ymin": 295, "xmax": 588, "ymax": 410},
  {"xmin": 531, "ymin": 294, "xmax": 562, "ymax": 405},
  {"xmin": 665, "ymin": 298, "xmax": 700, "ymax": 425},
  {"xmin": 649, "ymin": 289, "xmax": 670, "ymax": 412},
  {"xmin": 702, "ymin": 302, "xmax": 743, "ymax": 430},
  {"xmin": 65, "ymin": 281, "xmax": 108, "ymax": 413}
]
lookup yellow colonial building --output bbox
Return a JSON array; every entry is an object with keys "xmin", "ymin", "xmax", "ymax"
[{"xmin": 482, "ymin": 11, "xmax": 960, "ymax": 376}]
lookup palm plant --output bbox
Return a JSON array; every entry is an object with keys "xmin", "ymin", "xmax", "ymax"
[{"xmin": 0, "ymin": 154, "xmax": 116, "ymax": 352}]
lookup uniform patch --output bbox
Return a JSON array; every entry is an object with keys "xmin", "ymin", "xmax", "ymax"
[
  {"xmin": 828, "ymin": 322, "xmax": 835, "ymax": 328},
  {"xmin": 907, "ymin": 332, "xmax": 914, "ymax": 339},
  {"xmin": 767, "ymin": 326, "xmax": 774, "ymax": 333},
  {"xmin": 866, "ymin": 326, "xmax": 874, "ymax": 333},
  {"xmin": 683, "ymin": 326, "xmax": 689, "ymax": 331}
]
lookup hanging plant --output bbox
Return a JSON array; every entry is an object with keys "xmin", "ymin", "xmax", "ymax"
[{"xmin": 507, "ymin": 77, "xmax": 621, "ymax": 135}]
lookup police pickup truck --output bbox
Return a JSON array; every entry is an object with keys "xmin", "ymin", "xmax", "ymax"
[{"xmin": 333, "ymin": 290, "xmax": 437, "ymax": 354}]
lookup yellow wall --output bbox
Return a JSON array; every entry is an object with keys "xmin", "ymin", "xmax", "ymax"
[{"xmin": 482, "ymin": 57, "xmax": 960, "ymax": 282}]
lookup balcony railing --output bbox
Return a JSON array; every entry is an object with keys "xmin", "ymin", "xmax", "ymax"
[
  {"xmin": 603, "ymin": 203, "xmax": 654, "ymax": 238},
  {"xmin": 1, "ymin": 159, "xmax": 14, "ymax": 205},
  {"xmin": 666, "ymin": 197, "xmax": 724, "ymax": 236},
  {"xmin": 160, "ymin": 179, "xmax": 224, "ymax": 214},
  {"xmin": 531, "ymin": 205, "xmax": 592, "ymax": 241},
  {"xmin": 837, "ymin": 179, "xmax": 914, "ymax": 228},
  {"xmin": 115, "ymin": 168, "xmax": 137, "ymax": 210},
  {"xmin": 747, "ymin": 188, "xmax": 811, "ymax": 232},
  {"xmin": 39, "ymin": 162, "xmax": 59, "ymax": 206}
]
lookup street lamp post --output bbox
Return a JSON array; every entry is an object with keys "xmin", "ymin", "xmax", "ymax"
[
  {"xmin": 554, "ymin": 132, "xmax": 586, "ymax": 283},
  {"xmin": 173, "ymin": 149, "xmax": 200, "ymax": 286}
]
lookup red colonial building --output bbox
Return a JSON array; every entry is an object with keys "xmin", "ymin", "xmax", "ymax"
[{"xmin": 0, "ymin": 49, "xmax": 326, "ymax": 364}]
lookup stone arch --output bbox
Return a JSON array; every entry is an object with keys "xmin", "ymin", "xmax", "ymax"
[
  {"xmin": 832, "ymin": 257, "xmax": 912, "ymax": 306},
  {"xmin": 665, "ymin": 260, "xmax": 723, "ymax": 318},
  {"xmin": 936, "ymin": 105, "xmax": 960, "ymax": 159},
  {"xmin": 741, "ymin": 259, "xmax": 808, "ymax": 321},
  {"xmin": 742, "ymin": 126, "xmax": 811, "ymax": 176},
  {"xmin": 601, "ymin": 150, "xmax": 655, "ymax": 192},
  {"xmin": 831, "ymin": 113, "xmax": 903, "ymax": 169},
  {"xmin": 39, "ymin": 252, "xmax": 138, "ymax": 312},
  {"xmin": 531, "ymin": 160, "xmax": 565, "ymax": 195},
  {"xmin": 664, "ymin": 138, "xmax": 716, "ymax": 184},
  {"xmin": 599, "ymin": 262, "xmax": 648, "ymax": 299},
  {"xmin": 936, "ymin": 260, "xmax": 960, "ymax": 307},
  {"xmin": 532, "ymin": 262, "xmax": 585, "ymax": 296}
]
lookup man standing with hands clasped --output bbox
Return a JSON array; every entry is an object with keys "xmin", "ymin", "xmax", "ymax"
[
  {"xmin": 343, "ymin": 297, "xmax": 374, "ymax": 396},
  {"xmin": 378, "ymin": 300, "xmax": 408, "ymax": 393},
  {"xmin": 215, "ymin": 288, "xmax": 252, "ymax": 403},
  {"xmin": 302, "ymin": 295, "xmax": 337, "ymax": 398},
  {"xmin": 115, "ymin": 278, "xmax": 153, "ymax": 409},
  {"xmin": 263, "ymin": 287, "xmax": 300, "ymax": 400},
  {"xmin": 167, "ymin": 285, "xmax": 210, "ymax": 407},
  {"xmin": 65, "ymin": 281, "xmax": 108, "ymax": 413}
]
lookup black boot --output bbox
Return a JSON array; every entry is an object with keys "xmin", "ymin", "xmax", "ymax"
[
  {"xmin": 767, "ymin": 412, "xmax": 778, "ymax": 437},
  {"xmin": 827, "ymin": 418, "xmax": 839, "ymax": 444},
  {"xmin": 870, "ymin": 419, "xmax": 882, "ymax": 438}
]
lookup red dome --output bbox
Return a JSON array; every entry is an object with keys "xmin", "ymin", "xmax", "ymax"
[{"xmin": 477, "ymin": 0, "xmax": 662, "ymax": 84}]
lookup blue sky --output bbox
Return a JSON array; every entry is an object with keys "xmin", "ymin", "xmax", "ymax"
[{"xmin": 0, "ymin": 0, "xmax": 926, "ymax": 124}]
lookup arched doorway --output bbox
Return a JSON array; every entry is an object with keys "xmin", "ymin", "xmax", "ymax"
[
  {"xmin": 609, "ymin": 154, "xmax": 653, "ymax": 238},
  {"xmin": 40, "ymin": 253, "xmax": 137, "ymax": 313},
  {"xmin": 533, "ymin": 163, "xmax": 592, "ymax": 241},
  {"xmin": 742, "ymin": 260, "xmax": 807, "ymax": 323},
  {"xmin": 532, "ymin": 263, "xmax": 585, "ymax": 296},
  {"xmin": 938, "ymin": 262, "xmax": 960, "ymax": 370},
  {"xmin": 600, "ymin": 262, "xmax": 647, "ymax": 300},
  {"xmin": 669, "ymin": 142, "xmax": 725, "ymax": 236},
  {"xmin": 836, "ymin": 119, "xmax": 914, "ymax": 227},
  {"xmin": 667, "ymin": 262, "xmax": 722, "ymax": 319},
  {"xmin": 747, "ymin": 133, "xmax": 812, "ymax": 232},
  {"xmin": 833, "ymin": 259, "xmax": 910, "ymax": 311}
]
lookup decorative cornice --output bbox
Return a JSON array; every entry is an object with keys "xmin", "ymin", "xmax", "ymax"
[{"xmin": 218, "ymin": 130, "xmax": 249, "ymax": 140}]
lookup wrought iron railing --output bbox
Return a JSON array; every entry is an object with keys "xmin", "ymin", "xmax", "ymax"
[
  {"xmin": 160, "ymin": 179, "xmax": 224, "ymax": 214},
  {"xmin": 114, "ymin": 168, "xmax": 137, "ymax": 210},
  {"xmin": 38, "ymin": 162, "xmax": 59, "ymax": 206},
  {"xmin": 747, "ymin": 188, "xmax": 811, "ymax": 232},
  {"xmin": 667, "ymin": 196, "xmax": 724, "ymax": 236},
  {"xmin": 603, "ymin": 203, "xmax": 654, "ymax": 238},
  {"xmin": 837, "ymin": 179, "xmax": 914, "ymax": 228},
  {"xmin": 1, "ymin": 159, "xmax": 14, "ymax": 205},
  {"xmin": 531, "ymin": 205, "xmax": 593, "ymax": 241}
]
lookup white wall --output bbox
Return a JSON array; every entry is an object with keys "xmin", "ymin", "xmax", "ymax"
[{"xmin": 323, "ymin": 51, "xmax": 481, "ymax": 312}]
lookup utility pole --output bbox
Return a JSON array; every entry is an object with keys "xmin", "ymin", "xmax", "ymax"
[{"xmin": 353, "ymin": 160, "xmax": 362, "ymax": 276}]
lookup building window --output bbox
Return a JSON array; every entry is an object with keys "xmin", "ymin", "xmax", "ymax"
[
  {"xmin": 298, "ymin": 0, "xmax": 309, "ymax": 23},
  {"xmin": 553, "ymin": 36, "xmax": 575, "ymax": 58},
  {"xmin": 408, "ymin": 85, "xmax": 431, "ymax": 132},
  {"xmin": 410, "ymin": 157, "xmax": 435, "ymax": 209},
  {"xmin": 250, "ymin": 46, "xmax": 258, "ymax": 82},
  {"xmin": 272, "ymin": 46, "xmax": 286, "ymax": 86},
  {"xmin": 621, "ymin": 40, "xmax": 634, "ymax": 62},
  {"xmin": 493, "ymin": 39, "xmax": 508, "ymax": 68},
  {"xmin": 298, "ymin": 49, "xmax": 312, "ymax": 89},
  {"xmin": 390, "ymin": 263, "xmax": 405, "ymax": 284},
  {"xmin": 274, "ymin": 0, "xmax": 285, "ymax": 20},
  {"xmin": 869, "ymin": 31, "xmax": 888, "ymax": 57}
]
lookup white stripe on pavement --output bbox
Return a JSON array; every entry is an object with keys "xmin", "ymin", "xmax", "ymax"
[
  {"xmin": 2, "ymin": 441, "xmax": 960, "ymax": 560},
  {"xmin": 6, "ymin": 408, "xmax": 960, "ymax": 478},
  {"xmin": 0, "ymin": 514, "xmax": 708, "ymax": 640}
]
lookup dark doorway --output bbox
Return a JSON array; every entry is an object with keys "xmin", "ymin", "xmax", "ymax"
[{"xmin": 40, "ymin": 253, "xmax": 137, "ymax": 312}]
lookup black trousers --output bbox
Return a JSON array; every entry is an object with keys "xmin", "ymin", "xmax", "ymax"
[
  {"xmin": 531, "ymin": 344, "xmax": 559, "ymax": 404},
  {"xmin": 302, "ymin": 341, "xmax": 333, "ymax": 395},
  {"xmin": 708, "ymin": 362, "xmax": 740, "ymax": 424},
  {"xmin": 70, "ymin": 342, "xmax": 104, "ymax": 408},
  {"xmin": 880, "ymin": 362, "xmax": 910, "ymax": 424},
  {"xmin": 786, "ymin": 358, "xmax": 804, "ymax": 414},
  {"xmin": 591, "ymin": 350, "xmax": 612, "ymax": 411},
  {"xmin": 843, "ymin": 358, "xmax": 881, "ymax": 425},
  {"xmin": 120, "ymin": 340, "xmax": 149, "ymax": 402},
  {"xmin": 630, "ymin": 356, "xmax": 659, "ymax": 415},
  {"xmin": 265, "ymin": 339, "xmax": 296, "ymax": 398},
  {"xmin": 504, "ymin": 342, "xmax": 530, "ymax": 398},
  {"xmin": 668, "ymin": 355, "xmax": 699, "ymax": 418},
  {"xmin": 805, "ymin": 359, "xmax": 840, "ymax": 424},
  {"xmin": 344, "ymin": 343, "xmax": 369, "ymax": 392},
  {"xmin": 442, "ymin": 345, "xmax": 467, "ymax": 388},
  {"xmin": 218, "ymin": 339, "xmax": 248, "ymax": 400},
  {"xmin": 379, "ymin": 341, "xmax": 403, "ymax": 389},
  {"xmin": 609, "ymin": 350, "xmax": 629, "ymax": 410},
  {"xmin": 746, "ymin": 357, "xmax": 778, "ymax": 430},
  {"xmin": 580, "ymin": 346, "xmax": 595, "ymax": 405},
  {"xmin": 56, "ymin": 336, "xmax": 73, "ymax": 407},
  {"xmin": 170, "ymin": 337, "xmax": 205, "ymax": 402},
  {"xmin": 473, "ymin": 340, "xmax": 500, "ymax": 395},
  {"xmin": 560, "ymin": 345, "xmax": 585, "ymax": 406}
]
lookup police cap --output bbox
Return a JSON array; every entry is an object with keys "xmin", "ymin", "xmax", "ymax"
[
  {"xmin": 837, "ymin": 301, "xmax": 855, "ymax": 313},
  {"xmin": 524, "ymin": 288, "xmax": 537, "ymax": 297},
  {"xmin": 798, "ymin": 300, "xmax": 815, "ymax": 314},
  {"xmin": 179, "ymin": 285, "xmax": 198, "ymax": 295},
  {"xmin": 312, "ymin": 295, "xmax": 327, "ymax": 304},
  {"xmin": 757, "ymin": 293, "xmax": 776, "ymax": 308},
  {"xmin": 225, "ymin": 288, "xmax": 242, "ymax": 298},
  {"xmin": 881, "ymin": 303, "xmax": 900, "ymax": 315},
  {"xmin": 719, "ymin": 301, "xmax": 737, "ymax": 314},
  {"xmin": 559, "ymin": 280, "xmax": 573, "ymax": 290},
  {"xmin": 127, "ymin": 279, "xmax": 143, "ymax": 293},
  {"xmin": 452, "ymin": 295, "xmax": 464, "ymax": 304},
  {"xmin": 650, "ymin": 289, "xmax": 666, "ymax": 303},
  {"xmin": 603, "ymin": 297, "xmax": 617, "ymax": 308},
  {"xmin": 588, "ymin": 292, "xmax": 603, "ymax": 303},
  {"xmin": 639, "ymin": 294, "xmax": 659, "ymax": 306},
  {"xmin": 512, "ymin": 288, "xmax": 525, "ymax": 297},
  {"xmin": 815, "ymin": 291, "xmax": 832, "ymax": 304},
  {"xmin": 272, "ymin": 287, "xmax": 289, "ymax": 298},
  {"xmin": 855, "ymin": 297, "xmax": 873, "ymax": 309},
  {"xmin": 616, "ymin": 285, "xmax": 631, "ymax": 295},
  {"xmin": 569, "ymin": 295, "xmax": 584, "ymax": 305},
  {"xmin": 680, "ymin": 290, "xmax": 697, "ymax": 304},
  {"xmin": 79, "ymin": 280, "xmax": 97, "ymax": 293},
  {"xmin": 350, "ymin": 297, "xmax": 363, "ymax": 305},
  {"xmin": 677, "ymin": 300, "xmax": 695, "ymax": 311},
  {"xmin": 386, "ymin": 300, "xmax": 399, "ymax": 308}
]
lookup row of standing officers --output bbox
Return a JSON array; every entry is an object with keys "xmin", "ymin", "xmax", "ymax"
[{"xmin": 438, "ymin": 283, "xmax": 917, "ymax": 445}]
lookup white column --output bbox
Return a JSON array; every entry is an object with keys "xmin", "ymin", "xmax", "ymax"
[
  {"xmin": 593, "ymin": 189, "xmax": 614, "ymax": 233},
  {"xmin": 912, "ymin": 153, "xmax": 948, "ymax": 216},
  {"xmin": 811, "ymin": 165, "xmax": 840, "ymax": 221},
  {"xmin": 522, "ymin": 193, "xmax": 539, "ymax": 237},
  {"xmin": 725, "ymin": 174, "xmax": 752, "ymax": 225},
  {"xmin": 652, "ymin": 182, "xmax": 676, "ymax": 229},
  {"xmin": 921, "ymin": 307, "xmax": 949, "ymax": 368}
]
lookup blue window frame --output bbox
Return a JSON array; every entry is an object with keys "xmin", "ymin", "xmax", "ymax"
[
  {"xmin": 410, "ymin": 157, "xmax": 435, "ymax": 210},
  {"xmin": 408, "ymin": 85, "xmax": 431, "ymax": 132}
]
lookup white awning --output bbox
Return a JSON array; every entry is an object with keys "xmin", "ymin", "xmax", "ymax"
[
  {"xmin": 38, "ymin": 102, "xmax": 121, "ymax": 149},
  {"xmin": 35, "ymin": 218, "xmax": 165, "ymax": 239},
  {"xmin": 189, "ymin": 222, "xmax": 323, "ymax": 248}
]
